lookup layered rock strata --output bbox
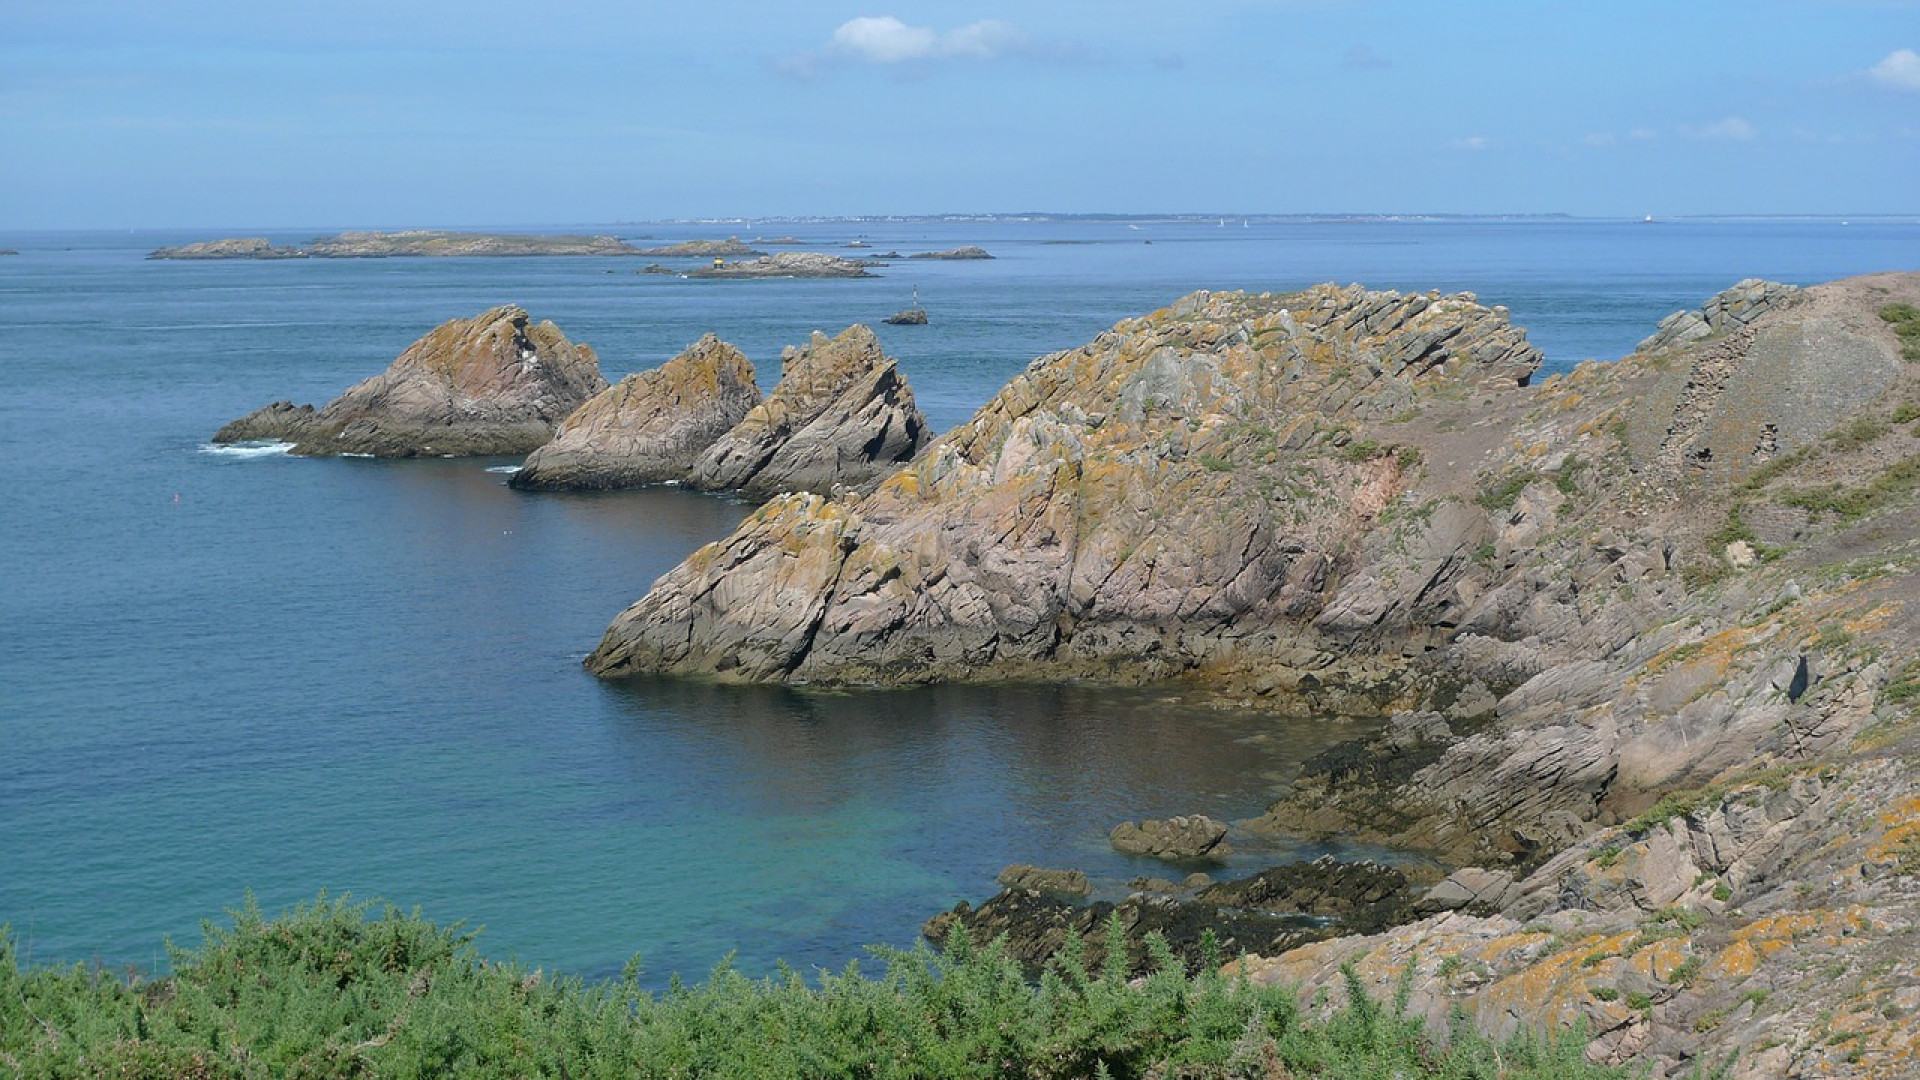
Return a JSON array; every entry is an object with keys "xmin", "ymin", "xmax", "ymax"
[
  {"xmin": 214, "ymin": 305, "xmax": 607, "ymax": 456},
  {"xmin": 685, "ymin": 325, "xmax": 930, "ymax": 500},
  {"xmin": 510, "ymin": 335, "xmax": 762, "ymax": 491}
]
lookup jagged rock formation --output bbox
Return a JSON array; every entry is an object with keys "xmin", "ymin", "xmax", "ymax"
[
  {"xmin": 510, "ymin": 335, "xmax": 762, "ymax": 491},
  {"xmin": 214, "ymin": 305, "xmax": 607, "ymax": 456},
  {"xmin": 684, "ymin": 325, "xmax": 930, "ymax": 500},
  {"xmin": 1636, "ymin": 277, "xmax": 1801, "ymax": 354},
  {"xmin": 687, "ymin": 252, "xmax": 878, "ymax": 279},
  {"xmin": 587, "ymin": 284, "xmax": 1541, "ymax": 684}
]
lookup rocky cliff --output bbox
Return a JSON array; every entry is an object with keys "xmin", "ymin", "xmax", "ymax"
[
  {"xmin": 684, "ymin": 324, "xmax": 930, "ymax": 500},
  {"xmin": 214, "ymin": 305, "xmax": 607, "ymax": 456},
  {"xmin": 510, "ymin": 334, "xmax": 762, "ymax": 491},
  {"xmin": 588, "ymin": 272, "xmax": 1920, "ymax": 1075}
]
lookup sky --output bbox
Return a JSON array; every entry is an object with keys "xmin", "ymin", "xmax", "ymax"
[{"xmin": 3, "ymin": 1, "xmax": 1916, "ymax": 228}]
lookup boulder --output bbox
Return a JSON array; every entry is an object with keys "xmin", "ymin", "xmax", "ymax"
[
  {"xmin": 686, "ymin": 325, "xmax": 929, "ymax": 499},
  {"xmin": 511, "ymin": 334, "xmax": 761, "ymax": 491},
  {"xmin": 214, "ymin": 305, "xmax": 607, "ymax": 457},
  {"xmin": 1109, "ymin": 815, "xmax": 1231, "ymax": 862},
  {"xmin": 996, "ymin": 864, "xmax": 1091, "ymax": 897}
]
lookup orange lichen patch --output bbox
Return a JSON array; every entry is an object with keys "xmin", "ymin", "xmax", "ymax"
[
  {"xmin": 1707, "ymin": 939, "xmax": 1763, "ymax": 981},
  {"xmin": 1843, "ymin": 603, "xmax": 1899, "ymax": 635},
  {"xmin": 1476, "ymin": 930, "xmax": 1639, "ymax": 1028},
  {"xmin": 1623, "ymin": 938, "xmax": 1690, "ymax": 982},
  {"xmin": 1867, "ymin": 796, "xmax": 1920, "ymax": 863}
]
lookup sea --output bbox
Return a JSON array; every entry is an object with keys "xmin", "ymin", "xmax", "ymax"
[{"xmin": 2, "ymin": 216, "xmax": 1914, "ymax": 983}]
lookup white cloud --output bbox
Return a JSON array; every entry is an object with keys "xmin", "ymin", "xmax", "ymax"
[
  {"xmin": 1448, "ymin": 135, "xmax": 1492, "ymax": 151},
  {"xmin": 1682, "ymin": 116, "xmax": 1757, "ymax": 141},
  {"xmin": 828, "ymin": 16, "xmax": 1026, "ymax": 64},
  {"xmin": 1869, "ymin": 48, "xmax": 1920, "ymax": 90}
]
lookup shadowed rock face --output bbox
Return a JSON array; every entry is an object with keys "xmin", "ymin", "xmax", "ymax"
[
  {"xmin": 588, "ymin": 284, "xmax": 1539, "ymax": 686},
  {"xmin": 510, "ymin": 334, "xmax": 762, "ymax": 491},
  {"xmin": 215, "ymin": 305, "xmax": 607, "ymax": 456},
  {"xmin": 686, "ymin": 324, "xmax": 930, "ymax": 500}
]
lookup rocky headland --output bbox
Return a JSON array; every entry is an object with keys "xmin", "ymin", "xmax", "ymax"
[
  {"xmin": 510, "ymin": 334, "xmax": 762, "ymax": 491},
  {"xmin": 214, "ymin": 305, "xmax": 608, "ymax": 456},
  {"xmin": 151, "ymin": 231, "xmax": 647, "ymax": 259},
  {"xmin": 586, "ymin": 271, "xmax": 1920, "ymax": 1076},
  {"xmin": 686, "ymin": 252, "xmax": 879, "ymax": 279}
]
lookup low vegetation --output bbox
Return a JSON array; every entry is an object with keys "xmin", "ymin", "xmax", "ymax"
[
  {"xmin": 0, "ymin": 895, "xmax": 1632, "ymax": 1079},
  {"xmin": 1881, "ymin": 302, "xmax": 1920, "ymax": 362}
]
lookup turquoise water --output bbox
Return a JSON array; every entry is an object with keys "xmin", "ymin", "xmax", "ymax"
[{"xmin": 1, "ymin": 218, "xmax": 1913, "ymax": 981}]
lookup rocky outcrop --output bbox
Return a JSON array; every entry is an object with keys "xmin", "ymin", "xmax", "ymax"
[
  {"xmin": 909, "ymin": 246, "xmax": 993, "ymax": 260},
  {"xmin": 510, "ymin": 335, "xmax": 761, "ymax": 491},
  {"xmin": 1109, "ymin": 815, "xmax": 1231, "ymax": 861},
  {"xmin": 214, "ymin": 305, "xmax": 607, "ymax": 456},
  {"xmin": 687, "ymin": 253, "xmax": 878, "ymax": 279},
  {"xmin": 587, "ymin": 284, "xmax": 1541, "ymax": 684},
  {"xmin": 883, "ymin": 308, "xmax": 928, "ymax": 326},
  {"xmin": 1636, "ymin": 278, "xmax": 1802, "ymax": 354},
  {"xmin": 155, "ymin": 232, "xmax": 646, "ymax": 259},
  {"xmin": 684, "ymin": 325, "xmax": 930, "ymax": 500},
  {"xmin": 996, "ymin": 864, "xmax": 1091, "ymax": 898}
]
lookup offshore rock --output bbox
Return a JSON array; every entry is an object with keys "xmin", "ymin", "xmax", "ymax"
[
  {"xmin": 909, "ymin": 246, "xmax": 994, "ymax": 260},
  {"xmin": 1109, "ymin": 815, "xmax": 1231, "ymax": 861},
  {"xmin": 511, "ymin": 334, "xmax": 761, "ymax": 491},
  {"xmin": 686, "ymin": 252, "xmax": 877, "ymax": 279},
  {"xmin": 149, "ymin": 237, "xmax": 306, "ymax": 260},
  {"xmin": 215, "ymin": 305, "xmax": 607, "ymax": 457},
  {"xmin": 685, "ymin": 325, "xmax": 930, "ymax": 500},
  {"xmin": 587, "ymin": 284, "xmax": 1541, "ymax": 684}
]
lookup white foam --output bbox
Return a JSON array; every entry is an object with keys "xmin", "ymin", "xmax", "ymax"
[
  {"xmin": 485, "ymin": 465, "xmax": 523, "ymax": 474},
  {"xmin": 198, "ymin": 441, "xmax": 294, "ymax": 459}
]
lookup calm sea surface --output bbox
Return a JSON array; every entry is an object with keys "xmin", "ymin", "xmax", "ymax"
[{"xmin": 1, "ymin": 218, "xmax": 1913, "ymax": 981}]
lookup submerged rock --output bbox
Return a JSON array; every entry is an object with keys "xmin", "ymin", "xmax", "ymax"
[
  {"xmin": 511, "ymin": 335, "xmax": 762, "ymax": 491},
  {"xmin": 214, "ymin": 305, "xmax": 607, "ymax": 457},
  {"xmin": 686, "ymin": 324, "xmax": 930, "ymax": 500}
]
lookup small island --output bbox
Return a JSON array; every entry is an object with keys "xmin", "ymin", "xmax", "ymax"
[
  {"xmin": 630, "ymin": 237, "xmax": 765, "ymax": 258},
  {"xmin": 909, "ymin": 246, "xmax": 993, "ymax": 260},
  {"xmin": 149, "ymin": 230, "xmax": 650, "ymax": 259},
  {"xmin": 687, "ymin": 252, "xmax": 878, "ymax": 279}
]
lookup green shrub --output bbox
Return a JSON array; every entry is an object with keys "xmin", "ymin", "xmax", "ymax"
[{"xmin": 0, "ymin": 897, "xmax": 1635, "ymax": 1080}]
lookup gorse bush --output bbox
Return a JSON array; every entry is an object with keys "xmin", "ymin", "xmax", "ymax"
[{"xmin": 1, "ymin": 894, "xmax": 1631, "ymax": 1079}]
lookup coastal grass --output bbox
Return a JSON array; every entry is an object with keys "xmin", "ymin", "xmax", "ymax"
[{"xmin": 0, "ymin": 895, "xmax": 1633, "ymax": 1080}]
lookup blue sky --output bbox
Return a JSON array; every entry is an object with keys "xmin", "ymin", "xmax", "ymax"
[{"xmin": 4, "ymin": 1, "xmax": 1916, "ymax": 227}]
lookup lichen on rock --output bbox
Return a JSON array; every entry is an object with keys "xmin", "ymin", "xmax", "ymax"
[
  {"xmin": 215, "ymin": 305, "xmax": 607, "ymax": 457},
  {"xmin": 511, "ymin": 334, "xmax": 762, "ymax": 491}
]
